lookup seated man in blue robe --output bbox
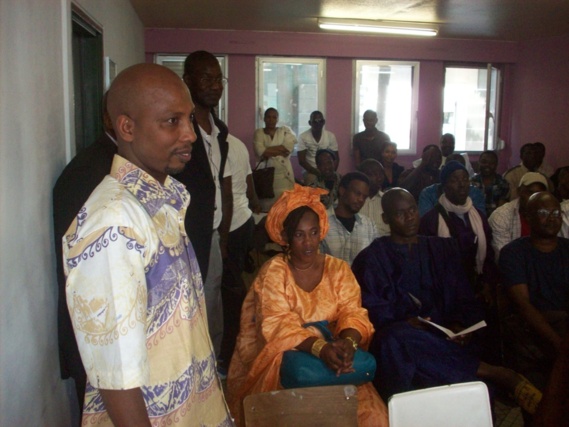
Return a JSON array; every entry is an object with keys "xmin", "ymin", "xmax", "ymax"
[
  {"xmin": 419, "ymin": 161, "xmax": 498, "ymax": 304},
  {"xmin": 418, "ymin": 153, "xmax": 486, "ymax": 217},
  {"xmin": 352, "ymin": 188, "xmax": 542, "ymax": 414}
]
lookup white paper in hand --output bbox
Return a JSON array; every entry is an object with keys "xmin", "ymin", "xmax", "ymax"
[{"xmin": 418, "ymin": 317, "xmax": 487, "ymax": 338}]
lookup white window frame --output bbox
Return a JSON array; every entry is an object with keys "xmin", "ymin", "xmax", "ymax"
[
  {"xmin": 353, "ymin": 60, "xmax": 420, "ymax": 155},
  {"xmin": 256, "ymin": 56, "xmax": 326, "ymax": 146},
  {"xmin": 442, "ymin": 64, "xmax": 502, "ymax": 152},
  {"xmin": 154, "ymin": 54, "xmax": 228, "ymax": 124}
]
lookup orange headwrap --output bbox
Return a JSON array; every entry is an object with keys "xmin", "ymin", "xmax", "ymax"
[{"xmin": 265, "ymin": 184, "xmax": 330, "ymax": 246}]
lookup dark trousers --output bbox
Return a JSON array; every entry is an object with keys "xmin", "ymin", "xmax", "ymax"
[
  {"xmin": 503, "ymin": 310, "xmax": 568, "ymax": 390},
  {"xmin": 220, "ymin": 216, "xmax": 255, "ymax": 368}
]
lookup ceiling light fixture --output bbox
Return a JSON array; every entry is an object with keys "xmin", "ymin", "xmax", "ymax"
[{"xmin": 318, "ymin": 18, "xmax": 438, "ymax": 37}]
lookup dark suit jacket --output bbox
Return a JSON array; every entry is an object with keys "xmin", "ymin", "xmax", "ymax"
[
  {"xmin": 52, "ymin": 133, "xmax": 117, "ymax": 379},
  {"xmin": 174, "ymin": 113, "xmax": 229, "ymax": 279}
]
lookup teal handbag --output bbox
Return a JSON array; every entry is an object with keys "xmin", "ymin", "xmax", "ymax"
[{"xmin": 279, "ymin": 321, "xmax": 376, "ymax": 389}]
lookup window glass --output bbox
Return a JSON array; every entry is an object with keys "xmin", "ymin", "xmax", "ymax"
[
  {"xmin": 154, "ymin": 54, "xmax": 228, "ymax": 124},
  {"xmin": 443, "ymin": 65, "xmax": 501, "ymax": 152},
  {"xmin": 354, "ymin": 61, "xmax": 419, "ymax": 153},
  {"xmin": 257, "ymin": 57, "xmax": 325, "ymax": 141}
]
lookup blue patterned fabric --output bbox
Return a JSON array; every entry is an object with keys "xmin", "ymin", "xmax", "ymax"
[{"xmin": 64, "ymin": 155, "xmax": 232, "ymax": 426}]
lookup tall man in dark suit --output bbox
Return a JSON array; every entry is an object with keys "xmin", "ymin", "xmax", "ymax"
[{"xmin": 173, "ymin": 51, "xmax": 233, "ymax": 361}]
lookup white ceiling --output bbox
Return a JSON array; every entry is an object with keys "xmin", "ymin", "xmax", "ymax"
[{"xmin": 130, "ymin": 0, "xmax": 569, "ymax": 41}]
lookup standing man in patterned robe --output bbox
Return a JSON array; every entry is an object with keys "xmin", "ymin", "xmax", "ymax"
[{"xmin": 63, "ymin": 64, "xmax": 232, "ymax": 426}]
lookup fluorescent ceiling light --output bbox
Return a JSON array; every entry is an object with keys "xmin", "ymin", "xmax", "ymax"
[{"xmin": 318, "ymin": 18, "xmax": 438, "ymax": 37}]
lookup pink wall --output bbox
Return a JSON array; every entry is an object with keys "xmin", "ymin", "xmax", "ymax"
[
  {"xmin": 323, "ymin": 58, "xmax": 358, "ymax": 175},
  {"xmin": 145, "ymin": 28, "xmax": 569, "ymax": 177},
  {"xmin": 510, "ymin": 34, "xmax": 569, "ymax": 172}
]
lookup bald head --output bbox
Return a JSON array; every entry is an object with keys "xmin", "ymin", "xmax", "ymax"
[
  {"xmin": 526, "ymin": 191, "xmax": 562, "ymax": 239},
  {"xmin": 382, "ymin": 188, "xmax": 415, "ymax": 215},
  {"xmin": 107, "ymin": 64, "xmax": 188, "ymax": 133},
  {"xmin": 526, "ymin": 191, "xmax": 560, "ymax": 214},
  {"xmin": 381, "ymin": 188, "xmax": 420, "ymax": 243},
  {"xmin": 106, "ymin": 63, "xmax": 196, "ymax": 183}
]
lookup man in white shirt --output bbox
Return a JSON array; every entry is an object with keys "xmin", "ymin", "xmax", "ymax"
[
  {"xmin": 174, "ymin": 51, "xmax": 233, "ymax": 360},
  {"xmin": 488, "ymin": 172, "xmax": 548, "ymax": 259},
  {"xmin": 357, "ymin": 159, "xmax": 390, "ymax": 236},
  {"xmin": 298, "ymin": 111, "xmax": 339, "ymax": 183},
  {"xmin": 321, "ymin": 172, "xmax": 379, "ymax": 265},
  {"xmin": 219, "ymin": 134, "xmax": 260, "ymax": 374}
]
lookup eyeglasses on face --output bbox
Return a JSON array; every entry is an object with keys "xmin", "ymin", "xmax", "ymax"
[{"xmin": 536, "ymin": 208, "xmax": 562, "ymax": 219}]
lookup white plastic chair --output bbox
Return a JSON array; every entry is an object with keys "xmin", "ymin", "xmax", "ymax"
[{"xmin": 388, "ymin": 381, "xmax": 493, "ymax": 427}]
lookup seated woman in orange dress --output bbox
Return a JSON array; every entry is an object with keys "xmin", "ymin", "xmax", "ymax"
[{"xmin": 227, "ymin": 184, "xmax": 388, "ymax": 427}]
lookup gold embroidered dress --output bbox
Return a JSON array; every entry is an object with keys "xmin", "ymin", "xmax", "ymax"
[{"xmin": 227, "ymin": 254, "xmax": 388, "ymax": 427}]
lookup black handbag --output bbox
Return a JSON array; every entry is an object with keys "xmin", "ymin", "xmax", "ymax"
[{"xmin": 252, "ymin": 159, "xmax": 275, "ymax": 199}]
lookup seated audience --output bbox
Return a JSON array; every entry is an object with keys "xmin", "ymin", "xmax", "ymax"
[
  {"xmin": 488, "ymin": 172, "xmax": 548, "ymax": 258},
  {"xmin": 470, "ymin": 150, "xmax": 510, "ymax": 217},
  {"xmin": 321, "ymin": 172, "xmax": 379, "ymax": 265},
  {"xmin": 562, "ymin": 199, "xmax": 569, "ymax": 238},
  {"xmin": 298, "ymin": 111, "xmax": 339, "ymax": 182},
  {"xmin": 379, "ymin": 141, "xmax": 404, "ymax": 190},
  {"xmin": 500, "ymin": 191, "xmax": 569, "ymax": 391},
  {"xmin": 419, "ymin": 161, "xmax": 497, "ymax": 299},
  {"xmin": 418, "ymin": 155, "xmax": 485, "ymax": 217},
  {"xmin": 357, "ymin": 159, "xmax": 390, "ymax": 236},
  {"xmin": 253, "ymin": 107, "xmax": 296, "ymax": 211},
  {"xmin": 440, "ymin": 133, "xmax": 456, "ymax": 160},
  {"xmin": 399, "ymin": 144, "xmax": 442, "ymax": 201},
  {"xmin": 305, "ymin": 148, "xmax": 341, "ymax": 209},
  {"xmin": 440, "ymin": 133, "xmax": 475, "ymax": 176},
  {"xmin": 418, "ymin": 184, "xmax": 486, "ymax": 217},
  {"xmin": 551, "ymin": 165, "xmax": 569, "ymax": 201},
  {"xmin": 555, "ymin": 171, "xmax": 569, "ymax": 240},
  {"xmin": 227, "ymin": 184, "xmax": 388, "ymax": 427},
  {"xmin": 504, "ymin": 143, "xmax": 553, "ymax": 200},
  {"xmin": 351, "ymin": 188, "xmax": 542, "ymax": 413},
  {"xmin": 419, "ymin": 182, "xmax": 485, "ymax": 217},
  {"xmin": 352, "ymin": 110, "xmax": 390, "ymax": 166},
  {"xmin": 412, "ymin": 134, "xmax": 475, "ymax": 177},
  {"xmin": 533, "ymin": 142, "xmax": 554, "ymax": 177}
]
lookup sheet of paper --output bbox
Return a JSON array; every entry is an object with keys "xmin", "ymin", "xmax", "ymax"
[{"xmin": 418, "ymin": 317, "xmax": 487, "ymax": 338}]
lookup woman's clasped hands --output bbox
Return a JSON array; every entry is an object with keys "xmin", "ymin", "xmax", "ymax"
[{"xmin": 320, "ymin": 339, "xmax": 357, "ymax": 376}]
